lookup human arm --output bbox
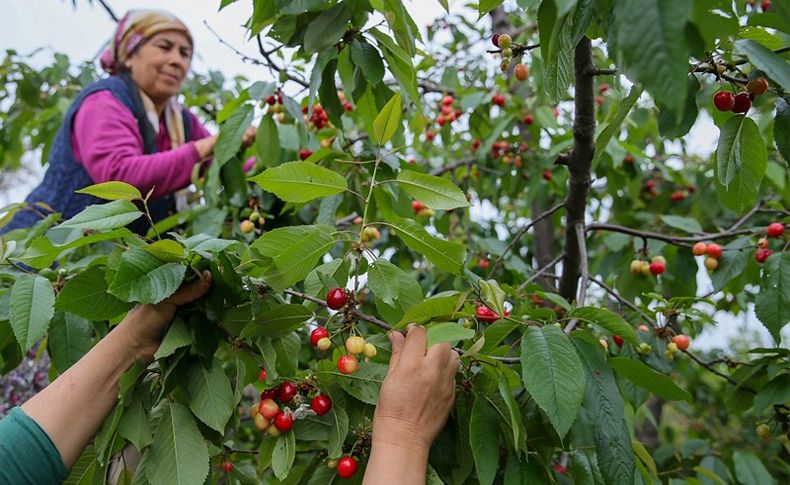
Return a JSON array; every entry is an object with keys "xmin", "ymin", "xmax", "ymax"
[
  {"xmin": 20, "ymin": 272, "xmax": 212, "ymax": 469},
  {"xmin": 363, "ymin": 325, "xmax": 460, "ymax": 485}
]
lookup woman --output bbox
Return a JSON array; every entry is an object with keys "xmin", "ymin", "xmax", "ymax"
[
  {"xmin": 0, "ymin": 9, "xmax": 254, "ymax": 418},
  {"xmin": 1, "ymin": 9, "xmax": 254, "ymax": 235}
]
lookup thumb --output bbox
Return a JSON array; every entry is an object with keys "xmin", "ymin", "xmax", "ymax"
[
  {"xmin": 166, "ymin": 270, "xmax": 212, "ymax": 307},
  {"xmin": 386, "ymin": 329, "xmax": 406, "ymax": 373}
]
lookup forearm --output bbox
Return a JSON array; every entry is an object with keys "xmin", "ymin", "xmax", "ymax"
[
  {"xmin": 363, "ymin": 438, "xmax": 429, "ymax": 485},
  {"xmin": 21, "ymin": 322, "xmax": 143, "ymax": 468}
]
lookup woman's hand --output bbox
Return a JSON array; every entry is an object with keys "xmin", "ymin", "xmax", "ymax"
[
  {"xmin": 195, "ymin": 134, "xmax": 218, "ymax": 159},
  {"xmin": 118, "ymin": 270, "xmax": 212, "ymax": 364},
  {"xmin": 363, "ymin": 325, "xmax": 460, "ymax": 485},
  {"xmin": 241, "ymin": 125, "xmax": 256, "ymax": 148}
]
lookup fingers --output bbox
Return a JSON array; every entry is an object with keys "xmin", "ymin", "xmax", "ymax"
[
  {"xmin": 445, "ymin": 349, "xmax": 460, "ymax": 377},
  {"xmin": 399, "ymin": 324, "xmax": 428, "ymax": 365},
  {"xmin": 166, "ymin": 271, "xmax": 212, "ymax": 307},
  {"xmin": 426, "ymin": 342, "xmax": 452, "ymax": 370},
  {"xmin": 386, "ymin": 330, "xmax": 406, "ymax": 372}
]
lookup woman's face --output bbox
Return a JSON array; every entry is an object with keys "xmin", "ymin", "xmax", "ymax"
[{"xmin": 124, "ymin": 30, "xmax": 192, "ymax": 107}]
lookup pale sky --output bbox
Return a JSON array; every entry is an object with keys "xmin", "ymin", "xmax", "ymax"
[{"xmin": 1, "ymin": 0, "xmax": 786, "ymax": 350}]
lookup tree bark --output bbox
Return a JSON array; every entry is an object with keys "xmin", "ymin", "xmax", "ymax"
[{"xmin": 558, "ymin": 37, "xmax": 596, "ymax": 301}]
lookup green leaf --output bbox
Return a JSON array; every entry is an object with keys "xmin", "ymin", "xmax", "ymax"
[
  {"xmin": 271, "ymin": 431, "xmax": 296, "ymax": 479},
  {"xmin": 658, "ymin": 74, "xmax": 699, "ymax": 138},
  {"xmin": 16, "ymin": 228, "xmax": 131, "ymax": 269},
  {"xmin": 251, "ymin": 225, "xmax": 336, "ymax": 290},
  {"xmin": 608, "ymin": 357, "xmax": 692, "ymax": 402},
  {"xmin": 338, "ymin": 362, "xmax": 387, "ymax": 404},
  {"xmin": 367, "ymin": 259, "xmax": 401, "ymax": 304},
  {"xmin": 755, "ymin": 252, "xmax": 790, "ymax": 343},
  {"xmin": 304, "ymin": 3, "xmax": 351, "ymax": 54},
  {"xmin": 154, "ymin": 318, "xmax": 192, "ymax": 360},
  {"xmin": 255, "ymin": 115, "xmax": 280, "ymax": 168},
  {"xmin": 498, "ymin": 372, "xmax": 526, "ymax": 450},
  {"xmin": 426, "ymin": 322, "xmax": 475, "ymax": 346},
  {"xmin": 187, "ymin": 357, "xmax": 235, "ymax": 433},
  {"xmin": 183, "ymin": 234, "xmax": 239, "ymax": 257},
  {"xmin": 574, "ymin": 339, "xmax": 635, "ymax": 485},
  {"xmin": 351, "ymin": 39, "xmax": 385, "ymax": 86},
  {"xmin": 10, "ymin": 275, "xmax": 55, "ymax": 350},
  {"xmin": 754, "ymin": 374, "xmax": 790, "ymax": 414},
  {"xmin": 144, "ymin": 239, "xmax": 186, "ymax": 262},
  {"xmin": 249, "ymin": 161, "xmax": 347, "ymax": 203},
  {"xmin": 395, "ymin": 170, "xmax": 470, "ymax": 210},
  {"xmin": 59, "ymin": 200, "xmax": 143, "ymax": 231},
  {"xmin": 55, "ymin": 266, "xmax": 133, "ymax": 320},
  {"xmin": 469, "ymin": 395, "xmax": 499, "ymax": 485},
  {"xmin": 776, "ymin": 97, "xmax": 790, "ymax": 166},
  {"xmin": 215, "ymin": 104, "xmax": 254, "ymax": 167},
  {"xmin": 118, "ymin": 400, "xmax": 153, "ymax": 450},
  {"xmin": 570, "ymin": 307, "xmax": 638, "ymax": 345},
  {"xmin": 327, "ymin": 405, "xmax": 349, "ymax": 459},
  {"xmin": 735, "ymin": 40, "xmax": 790, "ymax": 92},
  {"xmin": 478, "ymin": 0, "xmax": 506, "ymax": 18},
  {"xmin": 593, "ymin": 85, "xmax": 643, "ymax": 165},
  {"xmin": 397, "ymin": 293, "xmax": 468, "ymax": 328},
  {"xmin": 732, "ymin": 451, "xmax": 777, "ymax": 485},
  {"xmin": 538, "ymin": 0, "xmax": 593, "ymax": 102},
  {"xmin": 520, "ymin": 325, "xmax": 585, "ymax": 438},
  {"xmin": 75, "ymin": 181, "xmax": 142, "ymax": 201},
  {"xmin": 710, "ymin": 239, "xmax": 751, "ymax": 291},
  {"xmin": 48, "ymin": 311, "xmax": 92, "ymax": 372},
  {"xmin": 145, "ymin": 401, "xmax": 209, "ymax": 485},
  {"xmin": 715, "ymin": 116, "xmax": 767, "ymax": 212},
  {"xmin": 373, "ymin": 92, "xmax": 402, "ymax": 145},
  {"xmin": 611, "ymin": 0, "xmax": 691, "ymax": 116},
  {"xmin": 240, "ymin": 304, "xmax": 313, "ymax": 339},
  {"xmin": 659, "ymin": 215, "xmax": 703, "ymax": 234},
  {"xmin": 108, "ymin": 248, "xmax": 187, "ymax": 304},
  {"xmin": 388, "ymin": 217, "xmax": 466, "ymax": 274}
]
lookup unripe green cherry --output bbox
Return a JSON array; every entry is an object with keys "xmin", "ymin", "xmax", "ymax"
[
  {"xmin": 498, "ymin": 34, "xmax": 512, "ymax": 49},
  {"xmin": 501, "ymin": 47, "xmax": 512, "ymax": 57}
]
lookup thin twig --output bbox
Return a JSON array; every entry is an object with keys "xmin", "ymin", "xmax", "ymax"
[
  {"xmin": 97, "ymin": 0, "xmax": 119, "ymax": 22},
  {"xmin": 563, "ymin": 223, "xmax": 588, "ymax": 334},
  {"xmin": 682, "ymin": 350, "xmax": 757, "ymax": 394},
  {"xmin": 429, "ymin": 157, "xmax": 475, "ymax": 176},
  {"xmin": 516, "ymin": 252, "xmax": 565, "ymax": 292},
  {"xmin": 487, "ymin": 203, "xmax": 565, "ymax": 277},
  {"xmin": 587, "ymin": 275, "xmax": 656, "ymax": 325}
]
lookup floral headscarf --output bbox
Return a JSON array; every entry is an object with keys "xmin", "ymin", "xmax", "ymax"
[{"xmin": 100, "ymin": 9, "xmax": 194, "ymax": 148}]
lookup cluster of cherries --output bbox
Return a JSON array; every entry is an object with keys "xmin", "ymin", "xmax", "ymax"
[
  {"xmin": 475, "ymin": 304, "xmax": 511, "ymax": 323},
  {"xmin": 712, "ymin": 77, "xmax": 769, "ymax": 113},
  {"xmin": 629, "ymin": 255, "xmax": 667, "ymax": 276},
  {"xmin": 491, "ymin": 33, "xmax": 529, "ymax": 81},
  {"xmin": 753, "ymin": 222, "xmax": 785, "ymax": 263},
  {"xmin": 247, "ymin": 374, "xmax": 333, "ymax": 440},
  {"xmin": 302, "ymin": 104, "xmax": 331, "ymax": 129},
  {"xmin": 411, "ymin": 199, "xmax": 435, "ymax": 218},
  {"xmin": 434, "ymin": 94, "xmax": 464, "ymax": 128},
  {"xmin": 239, "ymin": 199, "xmax": 265, "ymax": 234}
]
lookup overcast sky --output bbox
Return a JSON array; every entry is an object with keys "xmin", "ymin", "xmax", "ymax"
[{"xmin": 1, "ymin": 0, "xmax": 786, "ymax": 350}]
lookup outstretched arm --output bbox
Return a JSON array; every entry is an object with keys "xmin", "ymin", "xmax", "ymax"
[{"xmin": 20, "ymin": 272, "xmax": 212, "ymax": 468}]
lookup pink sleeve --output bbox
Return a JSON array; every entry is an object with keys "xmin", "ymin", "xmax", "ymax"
[{"xmin": 71, "ymin": 91, "xmax": 202, "ymax": 199}]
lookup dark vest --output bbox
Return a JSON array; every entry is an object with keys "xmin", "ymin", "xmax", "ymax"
[{"xmin": 1, "ymin": 73, "xmax": 191, "ymax": 235}]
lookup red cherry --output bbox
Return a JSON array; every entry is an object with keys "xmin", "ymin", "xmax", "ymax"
[
  {"xmin": 337, "ymin": 355, "xmax": 359, "ymax": 375},
  {"xmin": 337, "ymin": 456, "xmax": 358, "ymax": 478},
  {"xmin": 298, "ymin": 149, "xmax": 313, "ymax": 160},
  {"xmin": 553, "ymin": 463, "xmax": 567, "ymax": 475},
  {"xmin": 649, "ymin": 261, "xmax": 665, "ymax": 275},
  {"xmin": 437, "ymin": 116, "xmax": 447, "ymax": 126},
  {"xmin": 492, "ymin": 93, "xmax": 506, "ymax": 106},
  {"xmin": 258, "ymin": 368, "xmax": 267, "ymax": 381},
  {"xmin": 762, "ymin": 0, "xmax": 771, "ymax": 11},
  {"xmin": 692, "ymin": 242, "xmax": 708, "ymax": 256},
  {"xmin": 613, "ymin": 335, "xmax": 624, "ymax": 347},
  {"xmin": 478, "ymin": 258, "xmax": 490, "ymax": 269},
  {"xmin": 599, "ymin": 83, "xmax": 609, "ymax": 94},
  {"xmin": 343, "ymin": 101, "xmax": 353, "ymax": 111},
  {"xmin": 311, "ymin": 394, "xmax": 332, "ymax": 416},
  {"xmin": 277, "ymin": 93, "xmax": 284, "ymax": 104},
  {"xmin": 441, "ymin": 95, "xmax": 454, "ymax": 106},
  {"xmin": 747, "ymin": 77, "xmax": 769, "ymax": 96},
  {"xmin": 475, "ymin": 305, "xmax": 499, "ymax": 323},
  {"xmin": 542, "ymin": 169, "xmax": 553, "ymax": 181},
  {"xmin": 221, "ymin": 461, "xmax": 233, "ymax": 473},
  {"xmin": 411, "ymin": 200, "xmax": 426, "ymax": 213},
  {"xmin": 732, "ymin": 92, "xmax": 751, "ymax": 113},
  {"xmin": 713, "ymin": 91, "xmax": 735, "ymax": 111},
  {"xmin": 471, "ymin": 139, "xmax": 481, "ymax": 150},
  {"xmin": 273, "ymin": 410, "xmax": 294, "ymax": 432},
  {"xmin": 595, "ymin": 95, "xmax": 605, "ymax": 106},
  {"xmin": 523, "ymin": 114, "xmax": 534, "ymax": 125},
  {"xmin": 326, "ymin": 287, "xmax": 348, "ymax": 310},
  {"xmin": 755, "ymin": 248, "xmax": 773, "ymax": 263},
  {"xmin": 767, "ymin": 222, "xmax": 784, "ymax": 238},
  {"xmin": 671, "ymin": 334, "xmax": 690, "ymax": 351},
  {"xmin": 492, "ymin": 33, "xmax": 501, "ymax": 47},
  {"xmin": 277, "ymin": 381, "xmax": 298, "ymax": 403},
  {"xmin": 440, "ymin": 104, "xmax": 452, "ymax": 116},
  {"xmin": 426, "ymin": 130, "xmax": 436, "ymax": 141},
  {"xmin": 267, "ymin": 95, "xmax": 277, "ymax": 105},
  {"xmin": 706, "ymin": 243, "xmax": 723, "ymax": 259},
  {"xmin": 260, "ymin": 387, "xmax": 277, "ymax": 401},
  {"xmin": 310, "ymin": 327, "xmax": 329, "ymax": 346},
  {"xmin": 623, "ymin": 154, "xmax": 634, "ymax": 164},
  {"xmin": 670, "ymin": 190, "xmax": 686, "ymax": 202}
]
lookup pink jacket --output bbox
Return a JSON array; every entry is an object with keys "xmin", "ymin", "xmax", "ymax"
[{"xmin": 71, "ymin": 91, "xmax": 254, "ymax": 199}]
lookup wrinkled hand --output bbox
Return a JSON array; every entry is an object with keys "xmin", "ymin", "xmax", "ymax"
[
  {"xmin": 118, "ymin": 271, "xmax": 212, "ymax": 363},
  {"xmin": 241, "ymin": 125, "xmax": 257, "ymax": 148},
  {"xmin": 372, "ymin": 324, "xmax": 460, "ymax": 451}
]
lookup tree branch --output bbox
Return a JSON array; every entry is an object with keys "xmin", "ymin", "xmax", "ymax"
[
  {"xmin": 429, "ymin": 157, "xmax": 474, "ymax": 176},
  {"xmin": 558, "ymin": 37, "xmax": 596, "ymax": 301},
  {"xmin": 563, "ymin": 223, "xmax": 589, "ymax": 334},
  {"xmin": 96, "ymin": 0, "xmax": 118, "ymax": 22},
  {"xmin": 516, "ymin": 252, "xmax": 565, "ymax": 292},
  {"xmin": 487, "ymin": 203, "xmax": 565, "ymax": 277}
]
